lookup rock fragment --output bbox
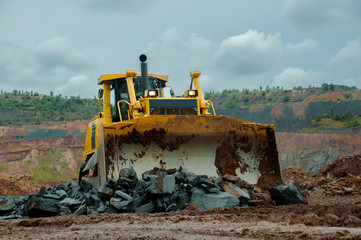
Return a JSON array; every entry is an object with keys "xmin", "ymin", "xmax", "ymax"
[
  {"xmin": 135, "ymin": 202, "xmax": 155, "ymax": 213},
  {"xmin": 0, "ymin": 166, "xmax": 301, "ymax": 219},
  {"xmin": 162, "ymin": 175, "xmax": 176, "ymax": 194},
  {"xmin": 269, "ymin": 183, "xmax": 304, "ymax": 205},
  {"xmin": 190, "ymin": 188, "xmax": 239, "ymax": 210},
  {"xmin": 26, "ymin": 197, "xmax": 59, "ymax": 217}
]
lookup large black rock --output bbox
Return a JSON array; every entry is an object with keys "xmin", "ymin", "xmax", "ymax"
[
  {"xmin": 269, "ymin": 183, "xmax": 304, "ymax": 205},
  {"xmin": 26, "ymin": 196, "xmax": 59, "ymax": 217}
]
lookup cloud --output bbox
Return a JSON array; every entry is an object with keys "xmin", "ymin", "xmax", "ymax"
[
  {"xmin": 0, "ymin": 37, "xmax": 97, "ymax": 97},
  {"xmin": 273, "ymin": 67, "xmax": 312, "ymax": 89},
  {"xmin": 78, "ymin": 0, "xmax": 156, "ymax": 13},
  {"xmin": 326, "ymin": 39, "xmax": 361, "ymax": 88},
  {"xmin": 0, "ymin": 42, "xmax": 36, "ymax": 85},
  {"xmin": 273, "ymin": 39, "xmax": 361, "ymax": 90},
  {"xmin": 214, "ymin": 30, "xmax": 283, "ymax": 75},
  {"xmin": 146, "ymin": 28, "xmax": 326, "ymax": 93},
  {"xmin": 343, "ymin": 78, "xmax": 360, "ymax": 87},
  {"xmin": 283, "ymin": 0, "xmax": 360, "ymax": 29},
  {"xmin": 35, "ymin": 36, "xmax": 94, "ymax": 72},
  {"xmin": 55, "ymin": 75, "xmax": 96, "ymax": 97},
  {"xmin": 286, "ymin": 38, "xmax": 318, "ymax": 53},
  {"xmin": 328, "ymin": 39, "xmax": 361, "ymax": 70}
]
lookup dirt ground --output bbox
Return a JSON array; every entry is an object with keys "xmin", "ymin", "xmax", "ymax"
[
  {"xmin": 0, "ymin": 195, "xmax": 360, "ymax": 240},
  {"xmin": 1, "ymin": 155, "xmax": 360, "ymax": 239}
]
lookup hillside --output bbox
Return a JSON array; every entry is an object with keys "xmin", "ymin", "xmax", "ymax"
[
  {"xmin": 206, "ymin": 84, "xmax": 360, "ymax": 109},
  {"xmin": 1, "ymin": 84, "xmax": 360, "ymax": 127},
  {"xmin": 0, "ymin": 121, "xmax": 88, "ymax": 180},
  {"xmin": 216, "ymin": 100, "xmax": 361, "ymax": 132},
  {"xmin": 0, "ymin": 84, "xmax": 360, "ymax": 180},
  {"xmin": 0, "ymin": 90, "xmax": 101, "ymax": 126}
]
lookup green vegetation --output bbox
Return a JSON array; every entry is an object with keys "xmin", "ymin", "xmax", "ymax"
[
  {"xmin": 204, "ymin": 84, "xmax": 359, "ymax": 109},
  {"xmin": 32, "ymin": 149, "xmax": 78, "ymax": 180},
  {"xmin": 0, "ymin": 84, "xmax": 359, "ymax": 125},
  {"xmin": 311, "ymin": 111, "xmax": 361, "ymax": 130},
  {"xmin": 0, "ymin": 90, "xmax": 102, "ymax": 126},
  {"xmin": 0, "ymin": 165, "xmax": 6, "ymax": 171}
]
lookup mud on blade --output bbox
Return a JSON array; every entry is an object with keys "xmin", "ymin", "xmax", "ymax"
[{"xmin": 99, "ymin": 115, "xmax": 282, "ymax": 189}]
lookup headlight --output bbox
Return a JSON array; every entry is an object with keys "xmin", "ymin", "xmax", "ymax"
[
  {"xmin": 145, "ymin": 89, "xmax": 159, "ymax": 97},
  {"xmin": 185, "ymin": 89, "xmax": 198, "ymax": 97}
]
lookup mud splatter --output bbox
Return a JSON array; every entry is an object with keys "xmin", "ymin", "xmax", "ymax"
[
  {"xmin": 104, "ymin": 133, "xmax": 116, "ymax": 177},
  {"xmin": 214, "ymin": 139, "xmax": 240, "ymax": 176},
  {"xmin": 256, "ymin": 126, "xmax": 282, "ymax": 189},
  {"xmin": 115, "ymin": 128, "xmax": 194, "ymax": 152}
]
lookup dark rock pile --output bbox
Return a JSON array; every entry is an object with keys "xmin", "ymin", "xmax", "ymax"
[{"xmin": 0, "ymin": 167, "xmax": 304, "ymax": 220}]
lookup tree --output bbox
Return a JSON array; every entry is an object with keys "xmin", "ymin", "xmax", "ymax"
[
  {"xmin": 282, "ymin": 95, "xmax": 290, "ymax": 103},
  {"xmin": 50, "ymin": 91, "xmax": 54, "ymax": 97},
  {"xmin": 322, "ymin": 83, "xmax": 329, "ymax": 92},
  {"xmin": 346, "ymin": 118, "xmax": 359, "ymax": 128},
  {"xmin": 329, "ymin": 83, "xmax": 335, "ymax": 91},
  {"xmin": 225, "ymin": 101, "xmax": 235, "ymax": 109}
]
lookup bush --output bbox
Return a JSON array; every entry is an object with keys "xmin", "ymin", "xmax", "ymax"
[
  {"xmin": 225, "ymin": 101, "xmax": 235, "ymax": 109},
  {"xmin": 315, "ymin": 114, "xmax": 322, "ymax": 122},
  {"xmin": 345, "ymin": 119, "xmax": 359, "ymax": 128},
  {"xmin": 282, "ymin": 95, "xmax": 290, "ymax": 103}
]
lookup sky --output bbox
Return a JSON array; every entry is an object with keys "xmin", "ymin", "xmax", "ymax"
[{"xmin": 0, "ymin": 0, "xmax": 360, "ymax": 98}]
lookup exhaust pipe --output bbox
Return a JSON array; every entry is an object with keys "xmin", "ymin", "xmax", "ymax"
[{"xmin": 139, "ymin": 54, "xmax": 148, "ymax": 97}]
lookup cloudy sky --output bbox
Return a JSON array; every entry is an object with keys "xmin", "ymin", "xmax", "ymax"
[{"xmin": 1, "ymin": 0, "xmax": 360, "ymax": 98}]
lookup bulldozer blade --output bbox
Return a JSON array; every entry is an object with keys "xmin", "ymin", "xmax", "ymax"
[{"xmin": 94, "ymin": 115, "xmax": 282, "ymax": 189}]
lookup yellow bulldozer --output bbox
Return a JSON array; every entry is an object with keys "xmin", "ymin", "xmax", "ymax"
[{"xmin": 80, "ymin": 55, "xmax": 282, "ymax": 189}]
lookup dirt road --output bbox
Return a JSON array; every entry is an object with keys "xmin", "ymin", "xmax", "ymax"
[{"xmin": 1, "ymin": 195, "xmax": 360, "ymax": 240}]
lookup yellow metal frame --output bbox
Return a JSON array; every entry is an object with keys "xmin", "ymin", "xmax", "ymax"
[
  {"xmin": 84, "ymin": 70, "xmax": 214, "ymax": 160},
  {"xmin": 116, "ymin": 100, "xmax": 130, "ymax": 122},
  {"xmin": 98, "ymin": 73, "xmax": 168, "ymax": 85}
]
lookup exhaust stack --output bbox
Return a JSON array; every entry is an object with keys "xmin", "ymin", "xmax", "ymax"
[{"xmin": 139, "ymin": 54, "xmax": 148, "ymax": 97}]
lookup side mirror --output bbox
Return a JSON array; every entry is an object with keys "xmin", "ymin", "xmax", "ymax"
[
  {"xmin": 98, "ymin": 89, "xmax": 104, "ymax": 99},
  {"xmin": 170, "ymin": 88, "xmax": 175, "ymax": 98}
]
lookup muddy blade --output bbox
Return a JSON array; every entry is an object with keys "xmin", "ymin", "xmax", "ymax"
[{"xmin": 101, "ymin": 115, "xmax": 282, "ymax": 188}]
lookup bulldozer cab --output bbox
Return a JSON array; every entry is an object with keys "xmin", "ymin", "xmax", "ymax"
[
  {"xmin": 81, "ymin": 55, "xmax": 282, "ymax": 189},
  {"xmin": 109, "ymin": 75, "xmax": 168, "ymax": 122}
]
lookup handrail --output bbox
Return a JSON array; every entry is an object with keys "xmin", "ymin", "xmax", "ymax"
[
  {"xmin": 208, "ymin": 100, "xmax": 216, "ymax": 116},
  {"xmin": 117, "ymin": 100, "xmax": 130, "ymax": 122}
]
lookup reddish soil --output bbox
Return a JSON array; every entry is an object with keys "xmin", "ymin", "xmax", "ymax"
[
  {"xmin": 0, "ymin": 173, "xmax": 69, "ymax": 196},
  {"xmin": 1, "ymin": 155, "xmax": 360, "ymax": 239},
  {"xmin": 290, "ymin": 155, "xmax": 361, "ymax": 197},
  {"xmin": 0, "ymin": 196, "xmax": 360, "ymax": 239},
  {"xmin": 0, "ymin": 179, "xmax": 25, "ymax": 196},
  {"xmin": 0, "ymin": 174, "xmax": 42, "ymax": 196}
]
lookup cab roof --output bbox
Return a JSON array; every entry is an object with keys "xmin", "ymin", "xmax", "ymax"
[{"xmin": 98, "ymin": 73, "xmax": 168, "ymax": 85}]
